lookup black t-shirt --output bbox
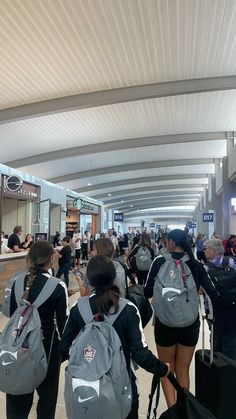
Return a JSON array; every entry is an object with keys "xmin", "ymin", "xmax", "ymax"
[
  {"xmin": 59, "ymin": 245, "xmax": 71, "ymax": 266},
  {"xmin": 8, "ymin": 233, "xmax": 21, "ymax": 251}
]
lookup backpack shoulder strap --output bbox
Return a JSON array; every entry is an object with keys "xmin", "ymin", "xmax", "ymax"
[
  {"xmin": 106, "ymin": 298, "xmax": 128, "ymax": 326},
  {"xmin": 32, "ymin": 276, "xmax": 60, "ymax": 308},
  {"xmin": 115, "ymin": 259, "xmax": 133, "ymax": 282},
  {"xmin": 77, "ymin": 296, "xmax": 94, "ymax": 324},
  {"xmin": 205, "ymin": 261, "xmax": 216, "ymax": 270},
  {"xmin": 14, "ymin": 270, "xmax": 29, "ymax": 306},
  {"xmin": 180, "ymin": 254, "xmax": 190, "ymax": 263},
  {"xmin": 222, "ymin": 257, "xmax": 230, "ymax": 269}
]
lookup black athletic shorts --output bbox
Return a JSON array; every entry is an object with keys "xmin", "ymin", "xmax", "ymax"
[
  {"xmin": 75, "ymin": 249, "xmax": 81, "ymax": 259},
  {"xmin": 154, "ymin": 316, "xmax": 200, "ymax": 347}
]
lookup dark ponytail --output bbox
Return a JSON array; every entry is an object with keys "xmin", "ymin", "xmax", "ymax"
[
  {"xmin": 87, "ymin": 255, "xmax": 120, "ymax": 315},
  {"xmin": 22, "ymin": 241, "xmax": 54, "ymax": 300}
]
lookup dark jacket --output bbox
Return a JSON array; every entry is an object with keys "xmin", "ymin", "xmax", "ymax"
[{"xmin": 60, "ymin": 294, "xmax": 167, "ymax": 377}]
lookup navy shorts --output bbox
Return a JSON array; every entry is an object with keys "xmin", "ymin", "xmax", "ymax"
[
  {"xmin": 154, "ymin": 316, "xmax": 200, "ymax": 347},
  {"xmin": 75, "ymin": 249, "xmax": 81, "ymax": 259}
]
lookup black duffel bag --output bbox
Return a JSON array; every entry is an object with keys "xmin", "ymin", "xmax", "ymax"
[{"xmin": 147, "ymin": 373, "xmax": 217, "ymax": 419}]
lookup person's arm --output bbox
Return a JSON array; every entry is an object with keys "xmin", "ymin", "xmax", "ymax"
[
  {"xmin": 198, "ymin": 262, "xmax": 219, "ymax": 308},
  {"xmin": 126, "ymin": 303, "xmax": 168, "ymax": 377},
  {"xmin": 127, "ymin": 245, "xmax": 139, "ymax": 266},
  {"xmin": 149, "ymin": 247, "xmax": 155, "ymax": 260},
  {"xmin": 54, "ymin": 282, "xmax": 69, "ymax": 338},
  {"xmin": 144, "ymin": 256, "xmax": 165, "ymax": 298},
  {"xmin": 60, "ymin": 305, "xmax": 83, "ymax": 360},
  {"xmin": 13, "ymin": 241, "xmax": 24, "ymax": 252}
]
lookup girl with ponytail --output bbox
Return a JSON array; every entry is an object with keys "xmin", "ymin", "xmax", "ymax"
[
  {"xmin": 60, "ymin": 254, "xmax": 170, "ymax": 419},
  {"xmin": 144, "ymin": 229, "xmax": 218, "ymax": 409},
  {"xmin": 5, "ymin": 240, "xmax": 68, "ymax": 419}
]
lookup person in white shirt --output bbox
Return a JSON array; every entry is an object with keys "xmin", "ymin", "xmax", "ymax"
[
  {"xmin": 1, "ymin": 231, "xmax": 13, "ymax": 254},
  {"xmin": 72, "ymin": 227, "xmax": 81, "ymax": 266},
  {"xmin": 107, "ymin": 228, "xmax": 120, "ymax": 257}
]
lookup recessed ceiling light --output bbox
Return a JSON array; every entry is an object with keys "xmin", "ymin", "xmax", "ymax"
[
  {"xmin": 108, "ymin": 193, "xmax": 111, "ymax": 196},
  {"xmin": 87, "ymin": 183, "xmax": 92, "ymax": 186},
  {"xmin": 130, "ymin": 205, "xmax": 133, "ymax": 207},
  {"xmin": 121, "ymin": 200, "xmax": 124, "ymax": 203}
]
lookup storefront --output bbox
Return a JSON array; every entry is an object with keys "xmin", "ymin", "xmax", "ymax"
[
  {"xmin": 0, "ymin": 173, "xmax": 40, "ymax": 250},
  {"xmin": 66, "ymin": 197, "xmax": 99, "ymax": 237}
]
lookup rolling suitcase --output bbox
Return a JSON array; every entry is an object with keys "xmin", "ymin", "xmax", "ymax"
[{"xmin": 195, "ymin": 318, "xmax": 236, "ymax": 419}]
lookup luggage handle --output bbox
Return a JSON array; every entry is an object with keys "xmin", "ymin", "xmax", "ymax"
[{"xmin": 201, "ymin": 315, "xmax": 214, "ymax": 365}]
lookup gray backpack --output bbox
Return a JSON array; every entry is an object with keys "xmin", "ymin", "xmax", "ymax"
[
  {"xmin": 152, "ymin": 254, "xmax": 199, "ymax": 328},
  {"xmin": 0, "ymin": 273, "xmax": 59, "ymax": 395},
  {"xmin": 113, "ymin": 260, "xmax": 126, "ymax": 297},
  {"xmin": 135, "ymin": 246, "xmax": 152, "ymax": 271},
  {"xmin": 64, "ymin": 297, "xmax": 132, "ymax": 419}
]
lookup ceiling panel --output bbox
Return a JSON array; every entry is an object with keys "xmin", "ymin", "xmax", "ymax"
[
  {"xmin": 16, "ymin": 140, "xmax": 225, "ymax": 180},
  {"xmin": 57, "ymin": 165, "xmax": 212, "ymax": 191},
  {"xmin": 1, "ymin": 0, "xmax": 236, "ymax": 109},
  {"xmin": 0, "ymin": 91, "xmax": 230, "ymax": 163},
  {"xmin": 77, "ymin": 178, "xmax": 208, "ymax": 199}
]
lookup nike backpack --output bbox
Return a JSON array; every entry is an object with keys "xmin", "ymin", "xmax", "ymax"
[
  {"xmin": 152, "ymin": 254, "xmax": 199, "ymax": 328},
  {"xmin": 64, "ymin": 297, "xmax": 132, "ymax": 419},
  {"xmin": 135, "ymin": 246, "xmax": 152, "ymax": 271},
  {"xmin": 0, "ymin": 274, "xmax": 59, "ymax": 395}
]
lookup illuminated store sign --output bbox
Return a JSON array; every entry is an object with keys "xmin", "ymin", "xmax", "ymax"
[{"xmin": 3, "ymin": 175, "xmax": 38, "ymax": 200}]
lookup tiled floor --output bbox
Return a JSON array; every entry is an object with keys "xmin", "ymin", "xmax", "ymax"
[{"xmin": 0, "ymin": 270, "xmax": 209, "ymax": 418}]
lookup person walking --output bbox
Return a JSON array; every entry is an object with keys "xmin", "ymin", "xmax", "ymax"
[
  {"xmin": 56, "ymin": 236, "xmax": 72, "ymax": 288},
  {"xmin": 60, "ymin": 254, "xmax": 170, "ymax": 419},
  {"xmin": 128, "ymin": 232, "xmax": 154, "ymax": 285},
  {"xmin": 3, "ymin": 240, "xmax": 68, "ymax": 419},
  {"xmin": 144, "ymin": 229, "xmax": 218, "ymax": 408}
]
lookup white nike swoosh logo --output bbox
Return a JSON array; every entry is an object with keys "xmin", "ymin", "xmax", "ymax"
[
  {"xmin": 2, "ymin": 360, "xmax": 14, "ymax": 366},
  {"xmin": 167, "ymin": 296, "xmax": 178, "ymax": 302},
  {"xmin": 78, "ymin": 395, "xmax": 95, "ymax": 403}
]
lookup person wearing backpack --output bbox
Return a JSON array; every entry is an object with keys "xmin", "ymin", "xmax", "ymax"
[
  {"xmin": 127, "ymin": 232, "xmax": 154, "ymax": 285},
  {"xmin": 144, "ymin": 229, "xmax": 218, "ymax": 409},
  {"xmin": 203, "ymin": 238, "xmax": 236, "ymax": 360},
  {"xmin": 79, "ymin": 237, "xmax": 128, "ymax": 297},
  {"xmin": 1, "ymin": 241, "xmax": 68, "ymax": 419},
  {"xmin": 60, "ymin": 254, "xmax": 170, "ymax": 419}
]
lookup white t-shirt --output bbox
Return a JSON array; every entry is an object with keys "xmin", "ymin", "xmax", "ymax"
[{"xmin": 73, "ymin": 233, "xmax": 81, "ymax": 250}]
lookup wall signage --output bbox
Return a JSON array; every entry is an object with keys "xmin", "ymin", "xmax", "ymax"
[
  {"xmin": 114, "ymin": 213, "xmax": 124, "ymax": 222},
  {"xmin": 203, "ymin": 213, "xmax": 214, "ymax": 222},
  {"xmin": 3, "ymin": 175, "xmax": 39, "ymax": 200},
  {"xmin": 5, "ymin": 175, "xmax": 23, "ymax": 192},
  {"xmin": 73, "ymin": 198, "xmax": 95, "ymax": 212}
]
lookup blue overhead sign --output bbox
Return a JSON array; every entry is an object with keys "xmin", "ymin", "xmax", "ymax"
[
  {"xmin": 186, "ymin": 220, "xmax": 196, "ymax": 228},
  {"xmin": 203, "ymin": 213, "xmax": 214, "ymax": 222}
]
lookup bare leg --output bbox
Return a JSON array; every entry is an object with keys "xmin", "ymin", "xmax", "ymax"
[
  {"xmin": 156, "ymin": 344, "xmax": 177, "ymax": 408},
  {"xmin": 175, "ymin": 343, "xmax": 195, "ymax": 390}
]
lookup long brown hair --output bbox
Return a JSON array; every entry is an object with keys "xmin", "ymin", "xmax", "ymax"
[
  {"xmin": 86, "ymin": 255, "xmax": 120, "ymax": 315},
  {"xmin": 138, "ymin": 232, "xmax": 151, "ymax": 247},
  {"xmin": 94, "ymin": 238, "xmax": 114, "ymax": 258},
  {"xmin": 22, "ymin": 241, "xmax": 54, "ymax": 300}
]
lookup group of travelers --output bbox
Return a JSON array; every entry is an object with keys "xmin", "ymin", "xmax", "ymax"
[
  {"xmin": 1, "ymin": 226, "xmax": 34, "ymax": 254},
  {"xmin": 1, "ymin": 225, "xmax": 236, "ymax": 418}
]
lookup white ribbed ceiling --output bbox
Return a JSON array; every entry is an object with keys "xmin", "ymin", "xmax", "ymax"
[
  {"xmin": 1, "ymin": 0, "xmax": 236, "ymax": 108},
  {"xmin": 0, "ymin": 0, "xmax": 235, "ymax": 219}
]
